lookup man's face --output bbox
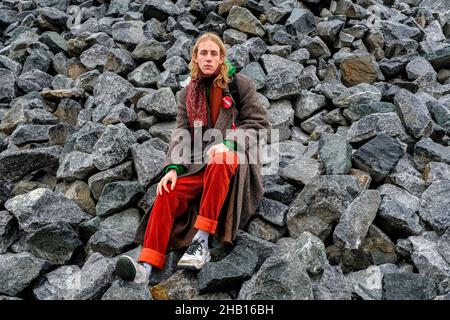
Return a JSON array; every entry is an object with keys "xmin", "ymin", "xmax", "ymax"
[{"xmin": 193, "ymin": 39, "xmax": 224, "ymax": 75}]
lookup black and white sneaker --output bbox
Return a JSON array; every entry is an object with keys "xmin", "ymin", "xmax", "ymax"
[
  {"xmin": 177, "ymin": 238, "xmax": 211, "ymax": 270},
  {"xmin": 115, "ymin": 256, "xmax": 150, "ymax": 284}
]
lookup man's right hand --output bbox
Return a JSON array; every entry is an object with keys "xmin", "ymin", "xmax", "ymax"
[{"xmin": 157, "ymin": 169, "xmax": 178, "ymax": 196}]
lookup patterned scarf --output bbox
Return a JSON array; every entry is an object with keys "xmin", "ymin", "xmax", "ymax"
[{"xmin": 186, "ymin": 65, "xmax": 223, "ymax": 128}]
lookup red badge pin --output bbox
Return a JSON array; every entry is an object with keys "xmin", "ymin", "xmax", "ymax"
[
  {"xmin": 232, "ymin": 122, "xmax": 237, "ymax": 130},
  {"xmin": 222, "ymin": 95, "xmax": 233, "ymax": 109}
]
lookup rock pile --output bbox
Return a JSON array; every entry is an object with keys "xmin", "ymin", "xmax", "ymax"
[{"xmin": 1, "ymin": 0, "xmax": 450, "ymax": 300}]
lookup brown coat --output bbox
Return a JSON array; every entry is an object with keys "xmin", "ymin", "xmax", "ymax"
[{"xmin": 134, "ymin": 73, "xmax": 271, "ymax": 251}]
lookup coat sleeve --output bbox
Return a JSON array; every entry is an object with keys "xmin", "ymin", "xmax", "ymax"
[
  {"xmin": 161, "ymin": 86, "xmax": 190, "ymax": 172},
  {"xmin": 225, "ymin": 74, "xmax": 272, "ymax": 154}
]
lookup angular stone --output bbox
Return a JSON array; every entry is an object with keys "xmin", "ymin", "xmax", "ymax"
[
  {"xmin": 263, "ymin": 68, "xmax": 301, "ymax": 100},
  {"xmin": 102, "ymin": 280, "xmax": 151, "ymax": 300},
  {"xmin": 311, "ymin": 263, "xmax": 351, "ymax": 300},
  {"xmin": 130, "ymin": 140, "xmax": 166, "ymax": 188},
  {"xmin": 132, "ymin": 39, "xmax": 167, "ymax": 61},
  {"xmin": 352, "ymin": 133, "xmax": 405, "ymax": 183},
  {"xmin": 32, "ymin": 252, "xmax": 115, "ymax": 300},
  {"xmin": 394, "ymin": 89, "xmax": 433, "ymax": 139},
  {"xmin": 300, "ymin": 36, "xmax": 331, "ymax": 59},
  {"xmin": 346, "ymin": 264, "xmax": 398, "ymax": 300},
  {"xmin": 137, "ymin": 88, "xmax": 177, "ymax": 120},
  {"xmin": 0, "ymin": 211, "xmax": 18, "ymax": 254},
  {"xmin": 409, "ymin": 235, "xmax": 450, "ymax": 284},
  {"xmin": 57, "ymin": 151, "xmax": 97, "ymax": 181},
  {"xmin": 406, "ymin": 57, "xmax": 436, "ymax": 80},
  {"xmin": 197, "ymin": 245, "xmax": 258, "ymax": 294},
  {"xmin": 127, "ymin": 61, "xmax": 161, "ymax": 87},
  {"xmin": 16, "ymin": 69, "xmax": 53, "ymax": 93},
  {"xmin": 283, "ymin": 231, "xmax": 327, "ymax": 275},
  {"xmin": 95, "ymin": 181, "xmax": 143, "ymax": 217},
  {"xmin": 102, "ymin": 104, "xmax": 137, "ymax": 125},
  {"xmin": 424, "ymin": 45, "xmax": 450, "ymax": 69},
  {"xmin": 239, "ymin": 251, "xmax": 313, "ymax": 300},
  {"xmin": 88, "ymin": 161, "xmax": 134, "ymax": 200},
  {"xmin": 247, "ymin": 217, "xmax": 285, "ymax": 243},
  {"xmin": 423, "ymin": 162, "xmax": 450, "ymax": 185},
  {"xmin": 381, "ymin": 21, "xmax": 422, "ymax": 42},
  {"xmin": 293, "ymin": 90, "xmax": 326, "ymax": 120},
  {"xmin": 383, "ymin": 272, "xmax": 437, "ymax": 300},
  {"xmin": 387, "ymin": 172, "xmax": 426, "ymax": 198},
  {"xmin": 318, "ymin": 133, "xmax": 352, "ymax": 175},
  {"xmin": 286, "ymin": 8, "xmax": 316, "ymax": 37},
  {"xmin": 143, "ymin": 0, "xmax": 182, "ymax": 20},
  {"xmin": 333, "ymin": 83, "xmax": 382, "ymax": 108},
  {"xmin": 112, "ymin": 20, "xmax": 145, "ymax": 46},
  {"xmin": 151, "ymin": 270, "xmax": 198, "ymax": 300},
  {"xmin": 419, "ymin": 181, "xmax": 450, "ymax": 234},
  {"xmin": 9, "ymin": 124, "xmax": 50, "ymax": 146},
  {"xmin": 287, "ymin": 175, "xmax": 361, "ymax": 240},
  {"xmin": 339, "ymin": 54, "xmax": 378, "ymax": 86},
  {"xmin": 376, "ymin": 184, "xmax": 423, "ymax": 238},
  {"xmin": 5, "ymin": 188, "xmax": 89, "ymax": 233},
  {"xmin": 343, "ymin": 101, "xmax": 395, "ymax": 122},
  {"xmin": 414, "ymin": 138, "xmax": 450, "ymax": 171},
  {"xmin": 65, "ymin": 180, "xmax": 96, "ymax": 216},
  {"xmin": 226, "ymin": 6, "xmax": 265, "ymax": 37},
  {"xmin": 92, "ymin": 123, "xmax": 137, "ymax": 171},
  {"xmin": 256, "ymin": 197, "xmax": 288, "ymax": 227},
  {"xmin": 333, "ymin": 190, "xmax": 381, "ymax": 250},
  {"xmin": 279, "ymin": 155, "xmax": 322, "ymax": 187},
  {"xmin": 234, "ymin": 231, "xmax": 279, "ymax": 270},
  {"xmin": 0, "ymin": 69, "xmax": 15, "ymax": 102},
  {"xmin": 26, "ymin": 222, "xmax": 82, "ymax": 265},
  {"xmin": 0, "ymin": 252, "xmax": 47, "ymax": 297},
  {"xmin": 93, "ymin": 72, "xmax": 136, "ymax": 109}
]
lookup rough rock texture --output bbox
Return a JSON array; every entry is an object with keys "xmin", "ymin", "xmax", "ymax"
[{"xmin": 1, "ymin": 0, "xmax": 450, "ymax": 301}]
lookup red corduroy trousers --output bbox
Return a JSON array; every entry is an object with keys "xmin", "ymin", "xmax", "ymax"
[{"xmin": 138, "ymin": 151, "xmax": 239, "ymax": 269}]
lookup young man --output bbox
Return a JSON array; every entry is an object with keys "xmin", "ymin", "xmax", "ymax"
[{"xmin": 115, "ymin": 32, "xmax": 271, "ymax": 284}]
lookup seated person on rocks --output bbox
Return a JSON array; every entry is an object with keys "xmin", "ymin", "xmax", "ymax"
[{"xmin": 115, "ymin": 32, "xmax": 271, "ymax": 284}]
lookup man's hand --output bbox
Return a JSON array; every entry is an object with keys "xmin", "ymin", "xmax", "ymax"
[
  {"xmin": 206, "ymin": 142, "xmax": 229, "ymax": 160},
  {"xmin": 157, "ymin": 169, "xmax": 177, "ymax": 195}
]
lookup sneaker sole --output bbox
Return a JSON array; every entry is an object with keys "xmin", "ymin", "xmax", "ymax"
[
  {"xmin": 115, "ymin": 256, "xmax": 136, "ymax": 281},
  {"xmin": 177, "ymin": 252, "xmax": 211, "ymax": 271}
]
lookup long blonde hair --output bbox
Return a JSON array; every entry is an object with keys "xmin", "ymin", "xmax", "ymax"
[{"xmin": 188, "ymin": 32, "xmax": 230, "ymax": 89}]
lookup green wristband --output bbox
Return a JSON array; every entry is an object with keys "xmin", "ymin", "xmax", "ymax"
[
  {"xmin": 223, "ymin": 139, "xmax": 237, "ymax": 151},
  {"xmin": 164, "ymin": 164, "xmax": 186, "ymax": 175}
]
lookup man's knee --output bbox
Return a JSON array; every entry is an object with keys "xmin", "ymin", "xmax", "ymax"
[{"xmin": 207, "ymin": 151, "xmax": 238, "ymax": 171}]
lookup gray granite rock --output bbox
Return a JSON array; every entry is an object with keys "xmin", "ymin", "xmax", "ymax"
[
  {"xmin": 352, "ymin": 133, "xmax": 405, "ymax": 183},
  {"xmin": 32, "ymin": 252, "xmax": 115, "ymax": 300},
  {"xmin": 318, "ymin": 133, "xmax": 352, "ymax": 175},
  {"xmin": 287, "ymin": 175, "xmax": 361, "ymax": 240},
  {"xmin": 197, "ymin": 245, "xmax": 258, "ymax": 294},
  {"xmin": 234, "ymin": 231, "xmax": 279, "ymax": 270},
  {"xmin": 346, "ymin": 264, "xmax": 398, "ymax": 300},
  {"xmin": 95, "ymin": 181, "xmax": 144, "ymax": 217},
  {"xmin": 101, "ymin": 280, "xmax": 151, "ymax": 300},
  {"xmin": 414, "ymin": 138, "xmax": 450, "ymax": 171},
  {"xmin": 419, "ymin": 180, "xmax": 450, "ymax": 234},
  {"xmin": 92, "ymin": 123, "xmax": 137, "ymax": 171},
  {"xmin": 279, "ymin": 155, "xmax": 322, "ymax": 187},
  {"xmin": 93, "ymin": 72, "xmax": 136, "ymax": 110},
  {"xmin": 5, "ymin": 188, "xmax": 89, "ymax": 233},
  {"xmin": 0, "ymin": 146, "xmax": 61, "ymax": 181},
  {"xmin": 127, "ymin": 61, "xmax": 161, "ymax": 87},
  {"xmin": 57, "ymin": 151, "xmax": 97, "ymax": 181},
  {"xmin": 255, "ymin": 197, "xmax": 288, "ymax": 227},
  {"xmin": 26, "ymin": 222, "xmax": 82, "ymax": 265},
  {"xmin": 394, "ymin": 89, "xmax": 433, "ymax": 139},
  {"xmin": 311, "ymin": 263, "xmax": 351, "ymax": 300},
  {"xmin": 0, "ymin": 211, "xmax": 18, "ymax": 254},
  {"xmin": 376, "ymin": 184, "xmax": 423, "ymax": 238},
  {"xmin": 226, "ymin": 6, "xmax": 265, "ymax": 37},
  {"xmin": 383, "ymin": 272, "xmax": 437, "ymax": 300},
  {"xmin": 333, "ymin": 190, "xmax": 381, "ymax": 250},
  {"xmin": 87, "ymin": 161, "xmax": 134, "ymax": 200},
  {"xmin": 0, "ymin": 252, "xmax": 47, "ymax": 296},
  {"xmin": 130, "ymin": 140, "xmax": 166, "ymax": 188},
  {"xmin": 238, "ymin": 250, "xmax": 313, "ymax": 300}
]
